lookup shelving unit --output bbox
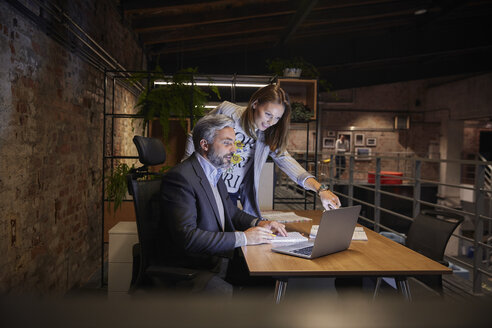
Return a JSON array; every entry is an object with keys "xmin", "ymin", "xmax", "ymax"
[
  {"xmin": 102, "ymin": 69, "xmax": 145, "ymax": 286},
  {"xmin": 273, "ymin": 78, "xmax": 319, "ymax": 210},
  {"xmin": 278, "ymin": 78, "xmax": 317, "ymax": 119}
]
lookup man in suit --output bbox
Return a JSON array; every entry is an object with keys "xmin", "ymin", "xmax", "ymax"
[{"xmin": 160, "ymin": 114, "xmax": 287, "ymax": 294}]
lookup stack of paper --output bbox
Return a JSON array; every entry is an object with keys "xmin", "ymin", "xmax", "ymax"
[
  {"xmin": 352, "ymin": 227, "xmax": 368, "ymax": 241},
  {"xmin": 271, "ymin": 232, "xmax": 308, "ymax": 243},
  {"xmin": 261, "ymin": 211, "xmax": 312, "ymax": 223},
  {"xmin": 309, "ymin": 225, "xmax": 368, "ymax": 241}
]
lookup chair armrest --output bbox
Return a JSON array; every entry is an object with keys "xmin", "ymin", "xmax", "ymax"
[
  {"xmin": 437, "ymin": 260, "xmax": 449, "ymax": 267},
  {"xmin": 146, "ymin": 265, "xmax": 197, "ymax": 280}
]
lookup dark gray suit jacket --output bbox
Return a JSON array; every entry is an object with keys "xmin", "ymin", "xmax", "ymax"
[{"xmin": 160, "ymin": 152, "xmax": 257, "ymax": 270}]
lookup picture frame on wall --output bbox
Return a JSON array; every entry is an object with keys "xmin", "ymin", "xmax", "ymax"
[
  {"xmin": 355, "ymin": 147, "xmax": 371, "ymax": 160},
  {"xmin": 354, "ymin": 133, "xmax": 364, "ymax": 146},
  {"xmin": 337, "ymin": 132, "xmax": 351, "ymax": 152},
  {"xmin": 323, "ymin": 137, "xmax": 335, "ymax": 148},
  {"xmin": 327, "ymin": 130, "xmax": 336, "ymax": 137},
  {"xmin": 366, "ymin": 137, "xmax": 377, "ymax": 146}
]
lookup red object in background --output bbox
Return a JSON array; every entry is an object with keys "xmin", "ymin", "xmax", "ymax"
[{"xmin": 368, "ymin": 171, "xmax": 403, "ymax": 184}]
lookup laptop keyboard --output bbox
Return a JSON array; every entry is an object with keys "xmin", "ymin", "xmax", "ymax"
[{"xmin": 293, "ymin": 245, "xmax": 314, "ymax": 256}]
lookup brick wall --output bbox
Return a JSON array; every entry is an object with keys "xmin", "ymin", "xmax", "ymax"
[{"xmin": 0, "ymin": 0, "xmax": 144, "ymax": 294}]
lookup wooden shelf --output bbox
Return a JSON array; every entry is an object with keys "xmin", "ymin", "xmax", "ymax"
[
  {"xmin": 278, "ymin": 78, "xmax": 317, "ymax": 119},
  {"xmin": 150, "ymin": 118, "xmax": 190, "ymax": 168}
]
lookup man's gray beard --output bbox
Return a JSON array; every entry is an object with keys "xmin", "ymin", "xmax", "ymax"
[{"xmin": 208, "ymin": 145, "xmax": 231, "ymax": 169}]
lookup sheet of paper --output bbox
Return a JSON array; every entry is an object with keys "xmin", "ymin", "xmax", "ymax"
[
  {"xmin": 309, "ymin": 225, "xmax": 368, "ymax": 241},
  {"xmin": 271, "ymin": 231, "xmax": 308, "ymax": 243},
  {"xmin": 309, "ymin": 225, "xmax": 319, "ymax": 239},
  {"xmin": 352, "ymin": 227, "xmax": 368, "ymax": 241},
  {"xmin": 261, "ymin": 211, "xmax": 312, "ymax": 223}
]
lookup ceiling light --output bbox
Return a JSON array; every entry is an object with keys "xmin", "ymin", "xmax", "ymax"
[
  {"xmin": 414, "ymin": 9, "xmax": 427, "ymax": 15},
  {"xmin": 154, "ymin": 81, "xmax": 269, "ymax": 88}
]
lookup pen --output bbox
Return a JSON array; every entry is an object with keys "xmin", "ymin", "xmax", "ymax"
[{"xmin": 269, "ymin": 233, "xmax": 276, "ymax": 237}]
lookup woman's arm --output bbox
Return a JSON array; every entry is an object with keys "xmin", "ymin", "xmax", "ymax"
[
  {"xmin": 271, "ymin": 150, "xmax": 340, "ymax": 209},
  {"xmin": 303, "ymin": 177, "xmax": 341, "ymax": 209},
  {"xmin": 183, "ymin": 132, "xmax": 195, "ymax": 161}
]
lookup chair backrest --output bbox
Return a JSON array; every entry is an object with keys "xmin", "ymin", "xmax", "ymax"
[
  {"xmin": 127, "ymin": 177, "xmax": 163, "ymax": 275},
  {"xmin": 128, "ymin": 136, "xmax": 167, "ymax": 285},
  {"xmin": 406, "ymin": 210, "xmax": 464, "ymax": 262},
  {"xmin": 133, "ymin": 135, "xmax": 166, "ymax": 166}
]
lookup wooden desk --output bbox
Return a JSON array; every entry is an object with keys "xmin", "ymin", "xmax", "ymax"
[{"xmin": 242, "ymin": 210, "xmax": 451, "ymax": 302}]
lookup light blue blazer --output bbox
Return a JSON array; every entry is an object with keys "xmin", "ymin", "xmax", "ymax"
[{"xmin": 183, "ymin": 101, "xmax": 314, "ymax": 218}]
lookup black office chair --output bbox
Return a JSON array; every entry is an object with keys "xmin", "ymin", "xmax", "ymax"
[
  {"xmin": 375, "ymin": 209, "xmax": 464, "ymax": 296},
  {"xmin": 128, "ymin": 136, "xmax": 196, "ymax": 291}
]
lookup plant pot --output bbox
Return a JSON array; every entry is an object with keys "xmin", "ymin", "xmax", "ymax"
[{"xmin": 283, "ymin": 68, "xmax": 302, "ymax": 78}]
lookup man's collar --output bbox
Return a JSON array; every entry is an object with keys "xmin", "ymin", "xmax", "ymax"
[{"xmin": 196, "ymin": 152, "xmax": 222, "ymax": 186}]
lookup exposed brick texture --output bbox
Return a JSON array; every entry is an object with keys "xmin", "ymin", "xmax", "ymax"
[{"xmin": 0, "ymin": 0, "xmax": 144, "ymax": 294}]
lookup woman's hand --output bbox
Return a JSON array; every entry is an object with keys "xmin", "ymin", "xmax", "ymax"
[
  {"xmin": 304, "ymin": 178, "xmax": 341, "ymax": 210},
  {"xmin": 319, "ymin": 190, "xmax": 341, "ymax": 210}
]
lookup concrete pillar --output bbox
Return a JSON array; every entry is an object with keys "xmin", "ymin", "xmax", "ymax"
[{"xmin": 439, "ymin": 119, "xmax": 464, "ymax": 207}]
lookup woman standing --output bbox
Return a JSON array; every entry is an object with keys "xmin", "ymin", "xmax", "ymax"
[{"xmin": 183, "ymin": 84, "xmax": 340, "ymax": 218}]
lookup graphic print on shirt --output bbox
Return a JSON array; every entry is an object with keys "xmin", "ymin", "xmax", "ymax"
[{"xmin": 222, "ymin": 131, "xmax": 256, "ymax": 192}]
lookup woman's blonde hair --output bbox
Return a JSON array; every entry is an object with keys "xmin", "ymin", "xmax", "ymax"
[{"xmin": 240, "ymin": 84, "xmax": 291, "ymax": 153}]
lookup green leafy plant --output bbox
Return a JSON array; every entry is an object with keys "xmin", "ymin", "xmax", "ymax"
[
  {"xmin": 267, "ymin": 57, "xmax": 319, "ymax": 77},
  {"xmin": 132, "ymin": 67, "xmax": 220, "ymax": 139},
  {"xmin": 290, "ymin": 102, "xmax": 312, "ymax": 122},
  {"xmin": 105, "ymin": 163, "xmax": 133, "ymax": 213},
  {"xmin": 266, "ymin": 57, "xmax": 331, "ymax": 92},
  {"xmin": 105, "ymin": 163, "xmax": 173, "ymax": 213}
]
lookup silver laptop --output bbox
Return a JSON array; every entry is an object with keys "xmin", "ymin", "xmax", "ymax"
[{"xmin": 271, "ymin": 205, "xmax": 361, "ymax": 259}]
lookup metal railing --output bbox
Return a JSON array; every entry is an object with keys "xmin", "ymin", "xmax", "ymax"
[
  {"xmin": 319, "ymin": 153, "xmax": 492, "ymax": 295},
  {"xmin": 479, "ymin": 154, "xmax": 492, "ymax": 194}
]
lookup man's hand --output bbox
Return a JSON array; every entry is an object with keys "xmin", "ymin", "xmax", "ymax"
[
  {"xmin": 319, "ymin": 190, "xmax": 341, "ymax": 210},
  {"xmin": 244, "ymin": 226, "xmax": 277, "ymax": 245},
  {"xmin": 258, "ymin": 220, "xmax": 287, "ymax": 237}
]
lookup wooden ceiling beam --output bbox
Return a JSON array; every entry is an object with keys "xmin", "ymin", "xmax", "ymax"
[
  {"xmin": 304, "ymin": 7, "xmax": 440, "ymax": 28},
  {"xmin": 316, "ymin": 44, "xmax": 492, "ymax": 72},
  {"xmin": 314, "ymin": 0, "xmax": 424, "ymax": 11},
  {"xmin": 128, "ymin": 0, "xmax": 415, "ymax": 33},
  {"xmin": 122, "ymin": 0, "xmax": 285, "ymax": 16},
  {"xmin": 122, "ymin": 0, "xmax": 237, "ymax": 15},
  {"xmin": 278, "ymin": 0, "xmax": 318, "ymax": 46},
  {"xmin": 148, "ymin": 34, "xmax": 277, "ymax": 55},
  {"xmin": 294, "ymin": 16, "xmax": 422, "ymax": 40},
  {"xmin": 310, "ymin": 0, "xmax": 437, "ymax": 21},
  {"xmin": 295, "ymin": 11, "xmax": 492, "ymax": 41},
  {"xmin": 130, "ymin": 2, "xmax": 295, "ymax": 32},
  {"xmin": 140, "ymin": 16, "xmax": 288, "ymax": 45}
]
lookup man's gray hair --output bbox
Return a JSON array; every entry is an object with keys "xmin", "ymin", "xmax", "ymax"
[{"xmin": 192, "ymin": 114, "xmax": 235, "ymax": 154}]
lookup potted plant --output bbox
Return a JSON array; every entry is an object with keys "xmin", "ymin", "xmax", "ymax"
[
  {"xmin": 266, "ymin": 57, "xmax": 319, "ymax": 78},
  {"xmin": 131, "ymin": 66, "xmax": 220, "ymax": 140},
  {"xmin": 290, "ymin": 102, "xmax": 312, "ymax": 122},
  {"xmin": 266, "ymin": 57, "xmax": 331, "ymax": 92},
  {"xmin": 105, "ymin": 163, "xmax": 133, "ymax": 213},
  {"xmin": 105, "ymin": 163, "xmax": 172, "ymax": 213}
]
